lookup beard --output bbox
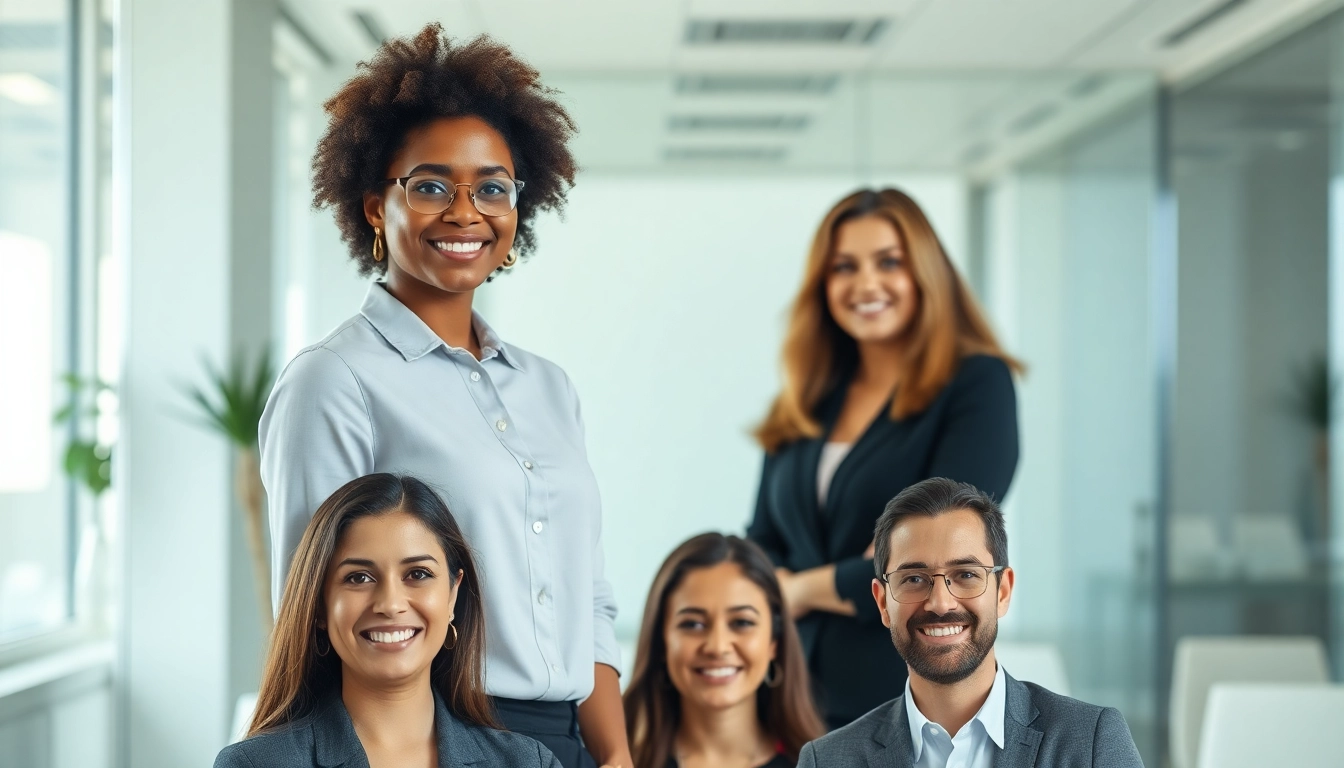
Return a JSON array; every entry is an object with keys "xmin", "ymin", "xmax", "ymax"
[{"xmin": 892, "ymin": 609, "xmax": 997, "ymax": 685}]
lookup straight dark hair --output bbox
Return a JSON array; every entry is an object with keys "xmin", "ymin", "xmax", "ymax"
[
  {"xmin": 873, "ymin": 477, "xmax": 1008, "ymax": 577},
  {"xmin": 623, "ymin": 533, "xmax": 825, "ymax": 768},
  {"xmin": 248, "ymin": 474, "xmax": 497, "ymax": 736}
]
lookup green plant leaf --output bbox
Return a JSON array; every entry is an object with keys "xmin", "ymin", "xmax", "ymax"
[{"xmin": 182, "ymin": 346, "xmax": 276, "ymax": 448}]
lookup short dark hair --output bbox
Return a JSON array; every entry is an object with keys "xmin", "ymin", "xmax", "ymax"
[
  {"xmin": 872, "ymin": 477, "xmax": 1008, "ymax": 578},
  {"xmin": 311, "ymin": 24, "xmax": 578, "ymax": 276}
]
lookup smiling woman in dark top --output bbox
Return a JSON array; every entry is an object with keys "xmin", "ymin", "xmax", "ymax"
[
  {"xmin": 747, "ymin": 188, "xmax": 1021, "ymax": 729},
  {"xmin": 623, "ymin": 534, "xmax": 825, "ymax": 768},
  {"xmin": 215, "ymin": 474, "xmax": 558, "ymax": 768}
]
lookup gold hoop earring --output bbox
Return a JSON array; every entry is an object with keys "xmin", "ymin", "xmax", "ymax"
[
  {"xmin": 314, "ymin": 627, "xmax": 331, "ymax": 657},
  {"xmin": 443, "ymin": 623, "xmax": 458, "ymax": 650},
  {"xmin": 373, "ymin": 227, "xmax": 384, "ymax": 262},
  {"xmin": 501, "ymin": 249, "xmax": 517, "ymax": 268},
  {"xmin": 763, "ymin": 660, "xmax": 781, "ymax": 688}
]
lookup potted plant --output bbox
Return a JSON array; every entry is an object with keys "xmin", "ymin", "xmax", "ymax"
[{"xmin": 184, "ymin": 349, "xmax": 276, "ymax": 634}]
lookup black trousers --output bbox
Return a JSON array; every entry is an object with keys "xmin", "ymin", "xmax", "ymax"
[{"xmin": 491, "ymin": 697, "xmax": 597, "ymax": 768}]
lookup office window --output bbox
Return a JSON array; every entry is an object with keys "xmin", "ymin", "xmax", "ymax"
[{"xmin": 0, "ymin": 0, "xmax": 76, "ymax": 641}]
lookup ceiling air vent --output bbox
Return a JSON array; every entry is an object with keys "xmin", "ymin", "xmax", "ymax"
[
  {"xmin": 1160, "ymin": 0, "xmax": 1251, "ymax": 48},
  {"xmin": 664, "ymin": 146, "xmax": 787, "ymax": 163},
  {"xmin": 668, "ymin": 114, "xmax": 810, "ymax": 132},
  {"xmin": 1007, "ymin": 104, "xmax": 1058, "ymax": 137},
  {"xmin": 686, "ymin": 18, "xmax": 888, "ymax": 46},
  {"xmin": 675, "ymin": 74, "xmax": 839, "ymax": 96},
  {"xmin": 352, "ymin": 10, "xmax": 387, "ymax": 46},
  {"xmin": 1066, "ymin": 74, "xmax": 1109, "ymax": 100}
]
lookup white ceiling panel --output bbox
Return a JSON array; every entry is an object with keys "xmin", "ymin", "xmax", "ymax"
[{"xmin": 875, "ymin": 0, "xmax": 1142, "ymax": 68}]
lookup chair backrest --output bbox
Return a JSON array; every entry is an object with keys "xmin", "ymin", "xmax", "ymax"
[
  {"xmin": 1170, "ymin": 636, "xmax": 1330, "ymax": 768},
  {"xmin": 994, "ymin": 641, "xmax": 1070, "ymax": 697},
  {"xmin": 1196, "ymin": 683, "xmax": 1344, "ymax": 768}
]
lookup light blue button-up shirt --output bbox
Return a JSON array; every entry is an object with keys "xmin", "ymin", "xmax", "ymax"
[
  {"xmin": 260, "ymin": 282, "xmax": 619, "ymax": 702},
  {"xmin": 905, "ymin": 664, "xmax": 1007, "ymax": 768}
]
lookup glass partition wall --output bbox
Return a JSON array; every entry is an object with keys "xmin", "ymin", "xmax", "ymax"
[
  {"xmin": 1170, "ymin": 1, "xmax": 1342, "ymax": 702},
  {"xmin": 979, "ymin": 93, "xmax": 1163, "ymax": 763}
]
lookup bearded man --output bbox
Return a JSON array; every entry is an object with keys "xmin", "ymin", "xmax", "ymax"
[{"xmin": 798, "ymin": 477, "xmax": 1143, "ymax": 768}]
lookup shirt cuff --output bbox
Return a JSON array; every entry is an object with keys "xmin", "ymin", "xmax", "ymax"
[
  {"xmin": 834, "ymin": 555, "xmax": 883, "ymax": 625},
  {"xmin": 592, "ymin": 614, "xmax": 622, "ymax": 673}
]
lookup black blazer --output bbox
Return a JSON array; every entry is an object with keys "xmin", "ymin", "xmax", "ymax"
[
  {"xmin": 747, "ymin": 354, "xmax": 1018, "ymax": 726},
  {"xmin": 214, "ymin": 690, "xmax": 561, "ymax": 768}
]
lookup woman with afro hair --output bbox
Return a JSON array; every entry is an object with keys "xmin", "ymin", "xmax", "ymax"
[{"xmin": 259, "ymin": 24, "xmax": 632, "ymax": 768}]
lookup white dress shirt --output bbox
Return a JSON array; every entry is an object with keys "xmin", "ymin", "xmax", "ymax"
[
  {"xmin": 260, "ymin": 282, "xmax": 619, "ymax": 702},
  {"xmin": 905, "ymin": 664, "xmax": 1007, "ymax": 768}
]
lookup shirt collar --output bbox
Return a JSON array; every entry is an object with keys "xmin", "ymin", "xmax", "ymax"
[
  {"xmin": 903, "ymin": 663, "xmax": 1008, "ymax": 760},
  {"xmin": 360, "ymin": 282, "xmax": 524, "ymax": 370}
]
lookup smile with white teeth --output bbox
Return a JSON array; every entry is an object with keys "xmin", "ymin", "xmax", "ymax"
[
  {"xmin": 920, "ymin": 626, "xmax": 965, "ymax": 638},
  {"xmin": 431, "ymin": 240, "xmax": 485, "ymax": 253},
  {"xmin": 365, "ymin": 628, "xmax": 418, "ymax": 644},
  {"xmin": 852, "ymin": 300, "xmax": 891, "ymax": 314},
  {"xmin": 697, "ymin": 667, "xmax": 741, "ymax": 678}
]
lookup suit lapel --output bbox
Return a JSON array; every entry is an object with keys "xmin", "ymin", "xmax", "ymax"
[
  {"xmin": 794, "ymin": 436, "xmax": 828, "ymax": 554},
  {"xmin": 435, "ymin": 691, "xmax": 487, "ymax": 767},
  {"xmin": 993, "ymin": 674, "xmax": 1042, "ymax": 768},
  {"xmin": 312, "ymin": 696, "xmax": 371, "ymax": 768},
  {"xmin": 868, "ymin": 698, "xmax": 916, "ymax": 768}
]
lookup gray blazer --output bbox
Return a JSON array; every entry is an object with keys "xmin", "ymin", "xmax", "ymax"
[
  {"xmin": 797, "ymin": 672, "xmax": 1143, "ymax": 767},
  {"xmin": 214, "ymin": 691, "xmax": 561, "ymax": 768}
]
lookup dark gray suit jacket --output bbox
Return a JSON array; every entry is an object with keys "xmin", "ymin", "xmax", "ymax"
[
  {"xmin": 214, "ymin": 691, "xmax": 560, "ymax": 768},
  {"xmin": 797, "ymin": 672, "xmax": 1143, "ymax": 767}
]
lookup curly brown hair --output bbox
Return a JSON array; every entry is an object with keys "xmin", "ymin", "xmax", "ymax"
[{"xmin": 312, "ymin": 24, "xmax": 578, "ymax": 277}]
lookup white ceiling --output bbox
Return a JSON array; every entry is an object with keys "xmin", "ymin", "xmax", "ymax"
[
  {"xmin": 285, "ymin": 0, "xmax": 1344, "ymax": 75},
  {"xmin": 279, "ymin": 0, "xmax": 1344, "ymax": 174}
]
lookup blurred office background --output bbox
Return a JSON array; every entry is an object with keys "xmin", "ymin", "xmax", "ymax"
[{"xmin": 4, "ymin": 0, "xmax": 1344, "ymax": 765}]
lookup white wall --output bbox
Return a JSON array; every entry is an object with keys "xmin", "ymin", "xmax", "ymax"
[
  {"xmin": 287, "ymin": 171, "xmax": 967, "ymax": 644},
  {"xmin": 471, "ymin": 173, "xmax": 968, "ymax": 642}
]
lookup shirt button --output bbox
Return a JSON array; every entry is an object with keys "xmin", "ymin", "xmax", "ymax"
[
  {"xmin": 470, "ymin": 371, "xmax": 481, "ymax": 382},
  {"xmin": 551, "ymin": 664, "xmax": 559, "ymax": 672},
  {"xmin": 523, "ymin": 461, "xmax": 533, "ymax": 470},
  {"xmin": 532, "ymin": 521, "xmax": 544, "ymax": 534},
  {"xmin": 537, "ymin": 590, "xmax": 547, "ymax": 605},
  {"xmin": 496, "ymin": 419, "xmax": 507, "ymax": 432}
]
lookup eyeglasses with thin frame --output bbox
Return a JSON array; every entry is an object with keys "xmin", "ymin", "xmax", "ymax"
[
  {"xmin": 879, "ymin": 564, "xmax": 1006, "ymax": 604},
  {"xmin": 387, "ymin": 174, "xmax": 526, "ymax": 217}
]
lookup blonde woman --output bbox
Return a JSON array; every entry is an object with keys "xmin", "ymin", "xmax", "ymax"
[{"xmin": 747, "ymin": 189, "xmax": 1021, "ymax": 729}]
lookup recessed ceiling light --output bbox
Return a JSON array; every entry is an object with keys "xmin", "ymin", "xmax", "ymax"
[
  {"xmin": 675, "ymin": 74, "xmax": 839, "ymax": 96},
  {"xmin": 0, "ymin": 73, "xmax": 58, "ymax": 106},
  {"xmin": 668, "ymin": 114, "xmax": 810, "ymax": 132},
  {"xmin": 685, "ymin": 18, "xmax": 888, "ymax": 46},
  {"xmin": 664, "ymin": 146, "xmax": 787, "ymax": 163}
]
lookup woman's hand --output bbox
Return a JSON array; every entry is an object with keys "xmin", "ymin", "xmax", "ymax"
[{"xmin": 777, "ymin": 565, "xmax": 856, "ymax": 619}]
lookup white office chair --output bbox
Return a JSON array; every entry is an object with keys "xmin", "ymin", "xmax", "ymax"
[
  {"xmin": 1232, "ymin": 515, "xmax": 1308, "ymax": 580},
  {"xmin": 994, "ymin": 641, "xmax": 1070, "ymax": 697},
  {"xmin": 1196, "ymin": 683, "xmax": 1344, "ymax": 768},
  {"xmin": 1169, "ymin": 636, "xmax": 1330, "ymax": 768}
]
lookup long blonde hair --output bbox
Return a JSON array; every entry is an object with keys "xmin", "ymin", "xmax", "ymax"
[
  {"xmin": 247, "ymin": 474, "xmax": 497, "ymax": 736},
  {"xmin": 755, "ymin": 188, "xmax": 1020, "ymax": 453}
]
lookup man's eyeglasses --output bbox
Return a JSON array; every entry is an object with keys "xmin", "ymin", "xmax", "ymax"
[
  {"xmin": 878, "ymin": 565, "xmax": 1006, "ymax": 604},
  {"xmin": 387, "ymin": 174, "xmax": 525, "ymax": 217}
]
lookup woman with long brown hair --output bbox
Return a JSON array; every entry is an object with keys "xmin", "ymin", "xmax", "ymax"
[
  {"xmin": 747, "ymin": 188, "xmax": 1020, "ymax": 729},
  {"xmin": 215, "ymin": 474, "xmax": 558, "ymax": 767},
  {"xmin": 623, "ymin": 534, "xmax": 825, "ymax": 768}
]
